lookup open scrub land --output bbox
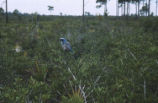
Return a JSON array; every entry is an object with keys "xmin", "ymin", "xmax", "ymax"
[{"xmin": 0, "ymin": 16, "xmax": 158, "ymax": 103}]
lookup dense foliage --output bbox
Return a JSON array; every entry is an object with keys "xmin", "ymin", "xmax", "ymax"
[{"xmin": 0, "ymin": 16, "xmax": 158, "ymax": 103}]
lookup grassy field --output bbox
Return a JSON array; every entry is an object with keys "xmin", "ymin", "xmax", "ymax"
[{"xmin": 0, "ymin": 16, "xmax": 158, "ymax": 103}]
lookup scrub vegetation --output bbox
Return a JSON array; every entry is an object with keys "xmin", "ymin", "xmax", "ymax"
[{"xmin": 0, "ymin": 11, "xmax": 158, "ymax": 103}]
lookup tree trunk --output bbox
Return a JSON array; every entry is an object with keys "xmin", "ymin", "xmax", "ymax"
[
  {"xmin": 118, "ymin": 3, "xmax": 120, "ymax": 16},
  {"xmin": 124, "ymin": 1, "xmax": 126, "ymax": 16},
  {"xmin": 148, "ymin": 0, "xmax": 151, "ymax": 16},
  {"xmin": 146, "ymin": 0, "xmax": 148, "ymax": 16},
  {"xmin": 104, "ymin": 2, "xmax": 107, "ymax": 15},
  {"xmin": 116, "ymin": 0, "xmax": 118, "ymax": 16},
  {"xmin": 127, "ymin": 2, "xmax": 128, "ymax": 16},
  {"xmin": 121, "ymin": 3, "xmax": 123, "ymax": 16},
  {"xmin": 156, "ymin": 0, "xmax": 158, "ymax": 16},
  {"xmin": 136, "ymin": 2, "xmax": 138, "ymax": 16},
  {"xmin": 6, "ymin": 0, "xmax": 8, "ymax": 23},
  {"xmin": 121, "ymin": 4, "xmax": 123, "ymax": 16},
  {"xmin": 142, "ymin": 0, "xmax": 145, "ymax": 16},
  {"xmin": 138, "ymin": 1, "xmax": 140, "ymax": 16},
  {"xmin": 129, "ymin": 2, "xmax": 130, "ymax": 16},
  {"xmin": 127, "ymin": 2, "xmax": 130, "ymax": 16},
  {"xmin": 82, "ymin": 0, "xmax": 85, "ymax": 22}
]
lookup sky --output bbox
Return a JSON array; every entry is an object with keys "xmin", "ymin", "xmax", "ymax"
[{"xmin": 0, "ymin": 0, "xmax": 157, "ymax": 16}]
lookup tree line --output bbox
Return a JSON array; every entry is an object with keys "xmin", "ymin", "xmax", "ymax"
[
  {"xmin": 97, "ymin": 0, "xmax": 158, "ymax": 16},
  {"xmin": 1, "ymin": 0, "xmax": 158, "ymax": 23}
]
